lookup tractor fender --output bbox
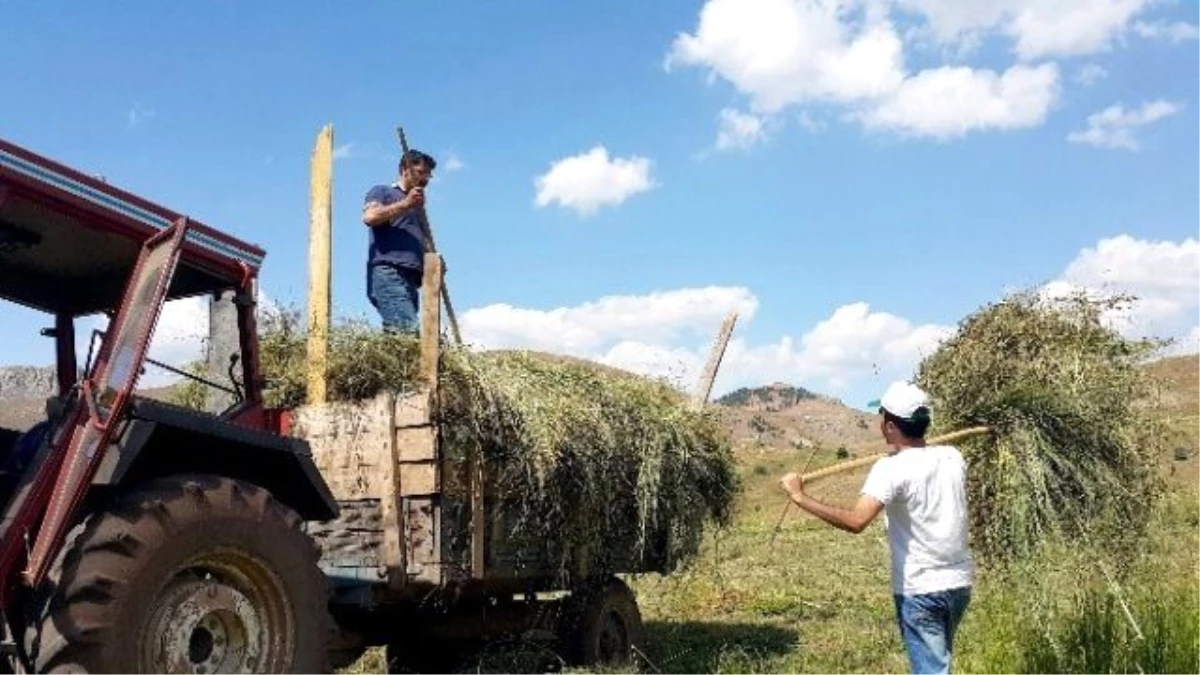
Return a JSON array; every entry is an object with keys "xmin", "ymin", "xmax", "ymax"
[{"xmin": 93, "ymin": 397, "xmax": 338, "ymax": 521}]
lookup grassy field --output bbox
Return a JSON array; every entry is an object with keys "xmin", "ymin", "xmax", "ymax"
[{"xmin": 345, "ymin": 357, "xmax": 1199, "ymax": 674}]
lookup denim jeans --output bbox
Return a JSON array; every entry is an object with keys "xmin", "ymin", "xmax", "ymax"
[
  {"xmin": 893, "ymin": 587, "xmax": 972, "ymax": 674},
  {"xmin": 367, "ymin": 263, "xmax": 421, "ymax": 332}
]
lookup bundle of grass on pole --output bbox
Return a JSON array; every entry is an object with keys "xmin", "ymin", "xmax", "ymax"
[
  {"xmin": 914, "ymin": 290, "xmax": 1166, "ymax": 565},
  {"xmin": 259, "ymin": 311, "xmax": 739, "ymax": 577}
]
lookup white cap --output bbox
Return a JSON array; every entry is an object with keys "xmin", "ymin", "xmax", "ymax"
[{"xmin": 868, "ymin": 381, "xmax": 930, "ymax": 420}]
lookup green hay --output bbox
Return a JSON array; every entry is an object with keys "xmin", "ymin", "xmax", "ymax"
[
  {"xmin": 259, "ymin": 311, "xmax": 739, "ymax": 578},
  {"xmin": 915, "ymin": 290, "xmax": 1167, "ymax": 566}
]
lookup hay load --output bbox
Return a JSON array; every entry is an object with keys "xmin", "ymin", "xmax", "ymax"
[
  {"xmin": 259, "ymin": 313, "xmax": 739, "ymax": 576},
  {"xmin": 914, "ymin": 290, "xmax": 1166, "ymax": 564}
]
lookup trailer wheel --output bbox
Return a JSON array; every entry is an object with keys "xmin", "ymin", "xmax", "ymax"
[
  {"xmin": 25, "ymin": 474, "xmax": 329, "ymax": 674},
  {"xmin": 559, "ymin": 577, "xmax": 644, "ymax": 668}
]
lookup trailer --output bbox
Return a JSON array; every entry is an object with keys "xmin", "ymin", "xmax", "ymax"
[{"xmin": 287, "ymin": 253, "xmax": 655, "ymax": 671}]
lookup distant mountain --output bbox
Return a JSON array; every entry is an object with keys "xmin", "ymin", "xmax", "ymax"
[
  {"xmin": 714, "ymin": 381, "xmax": 881, "ymax": 453},
  {"xmin": 716, "ymin": 382, "xmax": 823, "ymax": 410}
]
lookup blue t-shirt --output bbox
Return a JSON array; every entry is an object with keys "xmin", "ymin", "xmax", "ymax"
[{"xmin": 364, "ymin": 183, "xmax": 425, "ymax": 272}]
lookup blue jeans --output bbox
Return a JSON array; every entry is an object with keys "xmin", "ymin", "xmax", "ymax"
[
  {"xmin": 893, "ymin": 587, "xmax": 971, "ymax": 674},
  {"xmin": 367, "ymin": 263, "xmax": 421, "ymax": 332}
]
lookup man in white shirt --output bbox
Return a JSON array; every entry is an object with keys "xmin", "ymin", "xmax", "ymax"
[{"xmin": 780, "ymin": 381, "xmax": 974, "ymax": 674}]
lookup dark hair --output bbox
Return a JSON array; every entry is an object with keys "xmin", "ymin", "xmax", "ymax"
[
  {"xmin": 400, "ymin": 149, "xmax": 437, "ymax": 172},
  {"xmin": 883, "ymin": 408, "xmax": 931, "ymax": 440}
]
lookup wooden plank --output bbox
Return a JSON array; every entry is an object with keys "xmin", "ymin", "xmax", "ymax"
[
  {"xmin": 394, "ymin": 390, "xmax": 432, "ymax": 428},
  {"xmin": 691, "ymin": 311, "xmax": 738, "ymax": 410},
  {"xmin": 289, "ymin": 394, "xmax": 400, "ymax": 576},
  {"xmin": 419, "ymin": 253, "xmax": 443, "ymax": 390},
  {"xmin": 470, "ymin": 454, "xmax": 485, "ymax": 578},
  {"xmin": 291, "ymin": 395, "xmax": 391, "ymax": 502},
  {"xmin": 396, "ymin": 426, "xmax": 437, "ymax": 462},
  {"xmin": 306, "ymin": 124, "xmax": 333, "ymax": 405},
  {"xmin": 399, "ymin": 463, "xmax": 438, "ymax": 497}
]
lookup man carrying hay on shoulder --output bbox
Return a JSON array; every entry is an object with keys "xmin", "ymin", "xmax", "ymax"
[
  {"xmin": 362, "ymin": 149, "xmax": 437, "ymax": 333},
  {"xmin": 780, "ymin": 381, "xmax": 974, "ymax": 674}
]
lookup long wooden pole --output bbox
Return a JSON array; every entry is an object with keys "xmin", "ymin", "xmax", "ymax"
[
  {"xmin": 691, "ymin": 311, "xmax": 738, "ymax": 410},
  {"xmin": 397, "ymin": 126, "xmax": 463, "ymax": 344},
  {"xmin": 769, "ymin": 425, "xmax": 991, "ymax": 542},
  {"xmin": 306, "ymin": 124, "xmax": 333, "ymax": 405}
]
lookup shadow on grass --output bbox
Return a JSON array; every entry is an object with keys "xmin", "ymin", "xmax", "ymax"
[{"xmin": 641, "ymin": 620, "xmax": 799, "ymax": 673}]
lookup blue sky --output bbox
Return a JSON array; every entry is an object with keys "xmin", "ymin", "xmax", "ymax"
[{"xmin": 1, "ymin": 0, "xmax": 1197, "ymax": 409}]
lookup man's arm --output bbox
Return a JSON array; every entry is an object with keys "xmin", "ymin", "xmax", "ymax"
[
  {"xmin": 791, "ymin": 491, "xmax": 884, "ymax": 534},
  {"xmin": 363, "ymin": 188, "xmax": 422, "ymax": 227}
]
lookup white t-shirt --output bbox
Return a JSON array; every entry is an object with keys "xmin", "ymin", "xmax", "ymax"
[{"xmin": 861, "ymin": 444, "xmax": 975, "ymax": 596}]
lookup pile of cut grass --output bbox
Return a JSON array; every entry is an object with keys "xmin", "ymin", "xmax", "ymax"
[
  {"xmin": 259, "ymin": 311, "xmax": 739, "ymax": 578},
  {"xmin": 915, "ymin": 290, "xmax": 1166, "ymax": 565}
]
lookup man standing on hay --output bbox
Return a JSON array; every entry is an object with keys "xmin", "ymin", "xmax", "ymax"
[
  {"xmin": 362, "ymin": 149, "xmax": 437, "ymax": 332},
  {"xmin": 780, "ymin": 381, "xmax": 974, "ymax": 675}
]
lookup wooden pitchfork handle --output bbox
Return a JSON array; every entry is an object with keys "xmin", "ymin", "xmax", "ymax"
[{"xmin": 769, "ymin": 425, "xmax": 991, "ymax": 546}]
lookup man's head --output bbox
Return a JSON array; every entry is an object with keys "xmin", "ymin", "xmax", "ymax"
[
  {"xmin": 399, "ymin": 150, "xmax": 437, "ymax": 189},
  {"xmin": 869, "ymin": 381, "xmax": 931, "ymax": 445}
]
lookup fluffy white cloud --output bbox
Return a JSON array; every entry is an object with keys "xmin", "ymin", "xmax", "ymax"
[
  {"xmin": 1044, "ymin": 235, "xmax": 1199, "ymax": 348},
  {"xmin": 715, "ymin": 108, "xmax": 769, "ymax": 150},
  {"xmin": 860, "ymin": 63, "xmax": 1060, "ymax": 138},
  {"xmin": 898, "ymin": 0, "xmax": 1155, "ymax": 59},
  {"xmin": 461, "ymin": 285, "xmax": 951, "ymax": 400},
  {"xmin": 667, "ymin": 0, "xmax": 1188, "ymax": 142},
  {"xmin": 463, "ymin": 286, "xmax": 759, "ymax": 354},
  {"xmin": 1067, "ymin": 100, "xmax": 1182, "ymax": 150},
  {"xmin": 665, "ymin": 0, "xmax": 907, "ymax": 113},
  {"xmin": 1005, "ymin": 0, "xmax": 1150, "ymax": 60},
  {"xmin": 533, "ymin": 146, "xmax": 657, "ymax": 217}
]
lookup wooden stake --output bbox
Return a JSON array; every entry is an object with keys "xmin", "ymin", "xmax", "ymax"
[
  {"xmin": 306, "ymin": 124, "xmax": 333, "ymax": 405},
  {"xmin": 692, "ymin": 311, "xmax": 738, "ymax": 410},
  {"xmin": 419, "ymin": 252, "xmax": 443, "ymax": 391}
]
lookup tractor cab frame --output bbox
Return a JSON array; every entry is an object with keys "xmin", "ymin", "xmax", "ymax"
[{"xmin": 0, "ymin": 138, "xmax": 336, "ymax": 673}]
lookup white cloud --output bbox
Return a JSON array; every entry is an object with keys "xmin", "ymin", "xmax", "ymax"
[
  {"xmin": 666, "ymin": 0, "xmax": 1192, "ymax": 142},
  {"xmin": 533, "ymin": 146, "xmax": 657, "ymax": 217},
  {"xmin": 333, "ymin": 143, "xmax": 356, "ymax": 161},
  {"xmin": 715, "ymin": 108, "xmax": 769, "ymax": 150},
  {"xmin": 1067, "ymin": 99, "xmax": 1182, "ymax": 150},
  {"xmin": 665, "ymin": 0, "xmax": 907, "ymax": 113},
  {"xmin": 1132, "ymin": 20, "xmax": 1200, "ymax": 43},
  {"xmin": 897, "ymin": 0, "xmax": 1154, "ymax": 60},
  {"xmin": 666, "ymin": 0, "xmax": 1062, "ymax": 140},
  {"xmin": 463, "ymin": 286, "xmax": 758, "ymax": 354},
  {"xmin": 860, "ymin": 63, "xmax": 1060, "ymax": 138},
  {"xmin": 1005, "ymin": 0, "xmax": 1150, "ymax": 60},
  {"xmin": 461, "ymin": 285, "xmax": 951, "ymax": 400},
  {"xmin": 1074, "ymin": 63, "xmax": 1108, "ymax": 86},
  {"xmin": 1043, "ymin": 235, "xmax": 1199, "ymax": 348}
]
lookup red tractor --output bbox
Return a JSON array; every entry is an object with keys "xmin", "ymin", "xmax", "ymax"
[{"xmin": 0, "ymin": 138, "xmax": 338, "ymax": 672}]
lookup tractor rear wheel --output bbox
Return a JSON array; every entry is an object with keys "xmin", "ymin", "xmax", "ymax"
[{"xmin": 25, "ymin": 474, "xmax": 329, "ymax": 673}]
